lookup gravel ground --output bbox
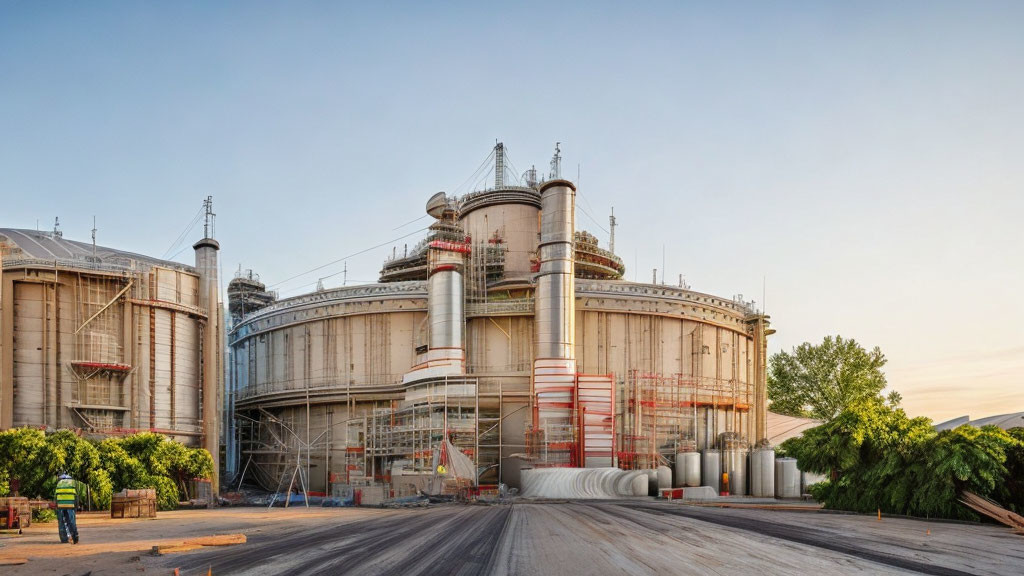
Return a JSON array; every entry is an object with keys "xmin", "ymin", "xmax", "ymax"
[{"xmin": 2, "ymin": 501, "xmax": 1021, "ymax": 576}]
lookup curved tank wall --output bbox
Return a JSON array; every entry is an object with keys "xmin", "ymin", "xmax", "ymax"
[
  {"xmin": 230, "ymin": 279, "xmax": 761, "ymax": 491},
  {"xmin": 459, "ymin": 199, "xmax": 539, "ymax": 280}
]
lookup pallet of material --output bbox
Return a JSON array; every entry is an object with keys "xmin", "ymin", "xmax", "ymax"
[{"xmin": 110, "ymin": 488, "xmax": 157, "ymax": 518}]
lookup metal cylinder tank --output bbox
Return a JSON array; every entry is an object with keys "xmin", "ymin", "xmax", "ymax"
[
  {"xmin": 675, "ymin": 452, "xmax": 701, "ymax": 488},
  {"xmin": 702, "ymin": 449, "xmax": 721, "ymax": 492},
  {"xmin": 535, "ymin": 180, "xmax": 576, "ymax": 360},
  {"xmin": 656, "ymin": 465, "xmax": 672, "ymax": 493},
  {"xmin": 775, "ymin": 458, "xmax": 801, "ymax": 498},
  {"xmin": 722, "ymin": 449, "xmax": 748, "ymax": 496},
  {"xmin": 644, "ymin": 469, "xmax": 658, "ymax": 496},
  {"xmin": 750, "ymin": 448, "xmax": 775, "ymax": 498}
]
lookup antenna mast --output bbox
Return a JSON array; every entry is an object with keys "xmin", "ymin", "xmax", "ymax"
[
  {"xmin": 609, "ymin": 207, "xmax": 616, "ymax": 254},
  {"xmin": 494, "ymin": 142, "xmax": 505, "ymax": 188},
  {"xmin": 203, "ymin": 196, "xmax": 216, "ymax": 239},
  {"xmin": 549, "ymin": 142, "xmax": 561, "ymax": 179}
]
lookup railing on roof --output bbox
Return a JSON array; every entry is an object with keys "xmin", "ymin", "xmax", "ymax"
[
  {"xmin": 0, "ymin": 256, "xmax": 192, "ymax": 274},
  {"xmin": 465, "ymin": 298, "xmax": 534, "ymax": 317}
]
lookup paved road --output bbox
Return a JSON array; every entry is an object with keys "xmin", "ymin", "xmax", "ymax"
[{"xmin": 163, "ymin": 500, "xmax": 1024, "ymax": 576}]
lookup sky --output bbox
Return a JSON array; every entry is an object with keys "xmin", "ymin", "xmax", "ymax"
[{"xmin": 2, "ymin": 2, "xmax": 1022, "ymax": 422}]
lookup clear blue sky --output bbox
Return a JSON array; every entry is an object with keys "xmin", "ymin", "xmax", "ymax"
[{"xmin": 2, "ymin": 2, "xmax": 1022, "ymax": 421}]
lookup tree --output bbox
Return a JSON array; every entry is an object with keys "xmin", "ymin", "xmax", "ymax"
[{"xmin": 768, "ymin": 335, "xmax": 889, "ymax": 420}]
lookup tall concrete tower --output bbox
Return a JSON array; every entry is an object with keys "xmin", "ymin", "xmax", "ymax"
[{"xmin": 193, "ymin": 197, "xmax": 222, "ymax": 494}]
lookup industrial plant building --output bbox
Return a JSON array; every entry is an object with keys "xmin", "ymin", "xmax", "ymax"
[
  {"xmin": 0, "ymin": 201, "xmax": 224, "ymax": 491},
  {"xmin": 228, "ymin": 144, "xmax": 773, "ymax": 497}
]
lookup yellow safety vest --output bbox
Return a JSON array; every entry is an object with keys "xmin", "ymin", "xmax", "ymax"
[{"xmin": 55, "ymin": 478, "xmax": 77, "ymax": 509}]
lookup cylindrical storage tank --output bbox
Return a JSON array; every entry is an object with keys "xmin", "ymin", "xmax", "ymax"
[
  {"xmin": 702, "ymin": 450, "xmax": 721, "ymax": 493},
  {"xmin": 722, "ymin": 449, "xmax": 748, "ymax": 496},
  {"xmin": 674, "ymin": 452, "xmax": 701, "ymax": 487},
  {"xmin": 749, "ymin": 448, "xmax": 775, "ymax": 498},
  {"xmin": 775, "ymin": 458, "xmax": 801, "ymax": 498},
  {"xmin": 656, "ymin": 466, "xmax": 672, "ymax": 494},
  {"xmin": 801, "ymin": 470, "xmax": 827, "ymax": 495},
  {"xmin": 458, "ymin": 192, "xmax": 540, "ymax": 278}
]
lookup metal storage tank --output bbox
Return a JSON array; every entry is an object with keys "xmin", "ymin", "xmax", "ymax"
[
  {"xmin": 656, "ymin": 465, "xmax": 672, "ymax": 493},
  {"xmin": 775, "ymin": 458, "xmax": 801, "ymax": 498},
  {"xmin": 722, "ymin": 449, "xmax": 748, "ymax": 496},
  {"xmin": 227, "ymin": 144, "xmax": 773, "ymax": 492},
  {"xmin": 0, "ymin": 215, "xmax": 221, "ymax": 450},
  {"xmin": 749, "ymin": 448, "xmax": 775, "ymax": 498},
  {"xmin": 645, "ymin": 469, "xmax": 659, "ymax": 496},
  {"xmin": 675, "ymin": 452, "xmax": 701, "ymax": 487},
  {"xmin": 702, "ymin": 449, "xmax": 721, "ymax": 493}
]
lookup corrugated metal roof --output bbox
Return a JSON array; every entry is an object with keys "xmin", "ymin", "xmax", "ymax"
[
  {"xmin": 0, "ymin": 228, "xmax": 195, "ymax": 273},
  {"xmin": 935, "ymin": 412, "xmax": 1024, "ymax": 431}
]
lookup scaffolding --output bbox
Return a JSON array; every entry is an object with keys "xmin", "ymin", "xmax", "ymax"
[
  {"xmin": 67, "ymin": 276, "xmax": 134, "ymax": 431},
  {"xmin": 617, "ymin": 370, "xmax": 754, "ymax": 470},
  {"xmin": 526, "ymin": 371, "xmax": 615, "ymax": 468},
  {"xmin": 362, "ymin": 377, "xmax": 480, "ymax": 486}
]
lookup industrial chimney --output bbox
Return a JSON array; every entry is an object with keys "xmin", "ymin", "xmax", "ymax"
[
  {"xmin": 532, "ymin": 179, "xmax": 577, "ymax": 459},
  {"xmin": 193, "ymin": 197, "xmax": 222, "ymax": 495}
]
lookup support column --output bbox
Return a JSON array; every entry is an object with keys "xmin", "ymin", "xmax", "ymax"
[
  {"xmin": 746, "ymin": 314, "xmax": 773, "ymax": 444},
  {"xmin": 0, "ymin": 253, "xmax": 12, "ymax": 429}
]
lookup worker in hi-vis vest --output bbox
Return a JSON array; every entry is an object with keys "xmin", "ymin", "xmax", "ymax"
[{"xmin": 54, "ymin": 473, "xmax": 79, "ymax": 544}]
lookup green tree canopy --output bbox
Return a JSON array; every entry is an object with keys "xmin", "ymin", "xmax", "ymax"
[
  {"xmin": 768, "ymin": 335, "xmax": 889, "ymax": 420},
  {"xmin": 782, "ymin": 398, "xmax": 1022, "ymax": 521},
  {"xmin": 0, "ymin": 429, "xmax": 213, "ymax": 511}
]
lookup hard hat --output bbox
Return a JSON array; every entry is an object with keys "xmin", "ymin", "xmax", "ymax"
[{"xmin": 59, "ymin": 473, "xmax": 71, "ymax": 479}]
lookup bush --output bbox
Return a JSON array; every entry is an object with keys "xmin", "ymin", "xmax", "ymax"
[
  {"xmin": 784, "ymin": 400, "xmax": 1019, "ymax": 520},
  {"xmin": 0, "ymin": 429, "xmax": 214, "ymax": 512},
  {"xmin": 32, "ymin": 508, "xmax": 57, "ymax": 523}
]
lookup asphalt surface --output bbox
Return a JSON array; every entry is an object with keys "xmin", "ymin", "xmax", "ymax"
[{"xmin": 160, "ymin": 500, "xmax": 1024, "ymax": 576}]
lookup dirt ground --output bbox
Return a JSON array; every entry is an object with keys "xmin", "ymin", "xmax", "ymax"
[{"xmin": 1, "ymin": 500, "xmax": 1021, "ymax": 575}]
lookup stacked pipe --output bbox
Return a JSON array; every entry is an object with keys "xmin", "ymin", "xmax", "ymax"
[
  {"xmin": 532, "ymin": 180, "xmax": 577, "ymax": 464},
  {"xmin": 520, "ymin": 467, "xmax": 648, "ymax": 499}
]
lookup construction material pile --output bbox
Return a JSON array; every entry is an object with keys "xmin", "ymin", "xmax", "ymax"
[
  {"xmin": 520, "ymin": 467, "xmax": 649, "ymax": 499},
  {"xmin": 960, "ymin": 490, "xmax": 1024, "ymax": 535}
]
